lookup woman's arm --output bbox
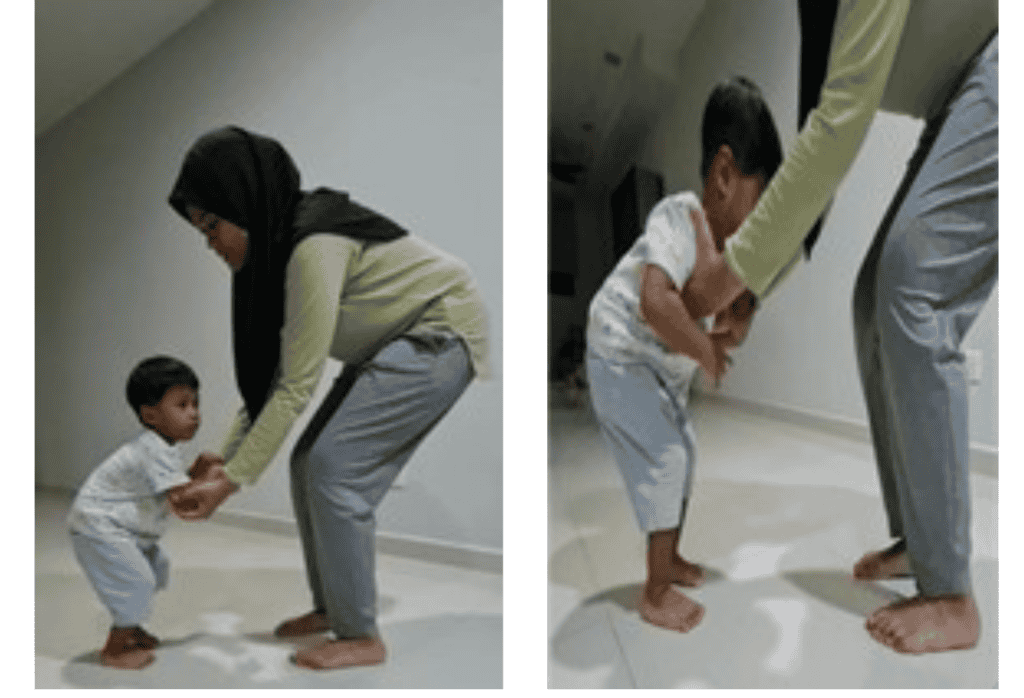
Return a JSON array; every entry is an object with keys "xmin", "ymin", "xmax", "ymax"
[
  {"xmin": 218, "ymin": 405, "xmax": 250, "ymax": 462},
  {"xmin": 723, "ymin": 0, "xmax": 911, "ymax": 299},
  {"xmin": 220, "ymin": 236, "xmax": 355, "ymax": 485}
]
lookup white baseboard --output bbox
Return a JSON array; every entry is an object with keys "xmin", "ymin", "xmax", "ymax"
[
  {"xmin": 210, "ymin": 508, "xmax": 502, "ymax": 574},
  {"xmin": 698, "ymin": 392, "xmax": 998, "ymax": 478}
]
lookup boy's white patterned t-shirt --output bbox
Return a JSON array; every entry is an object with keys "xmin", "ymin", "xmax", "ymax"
[
  {"xmin": 68, "ymin": 430, "xmax": 191, "ymax": 537},
  {"xmin": 587, "ymin": 191, "xmax": 703, "ymax": 384}
]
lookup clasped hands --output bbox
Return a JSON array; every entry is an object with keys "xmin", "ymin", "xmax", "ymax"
[
  {"xmin": 682, "ymin": 208, "xmax": 758, "ymax": 384},
  {"xmin": 168, "ymin": 452, "xmax": 239, "ymax": 520}
]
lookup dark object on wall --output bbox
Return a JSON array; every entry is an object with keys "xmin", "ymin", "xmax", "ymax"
[
  {"xmin": 553, "ymin": 324, "xmax": 587, "ymax": 381},
  {"xmin": 552, "ymin": 324, "xmax": 588, "ymax": 407},
  {"xmin": 550, "ymin": 189, "xmax": 577, "ymax": 296},
  {"xmin": 549, "ymin": 271, "xmax": 575, "ymax": 296},
  {"xmin": 550, "ymin": 161, "xmax": 586, "ymax": 184},
  {"xmin": 610, "ymin": 166, "xmax": 664, "ymax": 262},
  {"xmin": 798, "ymin": 0, "xmax": 840, "ymax": 259}
]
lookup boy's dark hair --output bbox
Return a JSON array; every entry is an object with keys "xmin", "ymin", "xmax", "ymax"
[
  {"xmin": 126, "ymin": 356, "xmax": 200, "ymax": 419},
  {"xmin": 701, "ymin": 76, "xmax": 783, "ymax": 184}
]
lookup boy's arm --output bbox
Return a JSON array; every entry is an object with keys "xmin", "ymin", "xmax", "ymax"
[{"xmin": 640, "ymin": 263, "xmax": 727, "ymax": 385}]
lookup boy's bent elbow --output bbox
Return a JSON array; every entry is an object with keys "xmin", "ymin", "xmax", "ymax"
[{"xmin": 639, "ymin": 265, "xmax": 675, "ymax": 325}]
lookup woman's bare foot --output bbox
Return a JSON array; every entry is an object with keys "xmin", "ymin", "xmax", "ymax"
[
  {"xmin": 853, "ymin": 539, "xmax": 911, "ymax": 580},
  {"xmin": 669, "ymin": 555, "xmax": 705, "ymax": 587},
  {"xmin": 274, "ymin": 610, "xmax": 332, "ymax": 638},
  {"xmin": 866, "ymin": 594, "xmax": 979, "ymax": 653},
  {"xmin": 292, "ymin": 636, "xmax": 386, "ymax": 670},
  {"xmin": 100, "ymin": 627, "xmax": 156, "ymax": 669},
  {"xmin": 638, "ymin": 584, "xmax": 704, "ymax": 632}
]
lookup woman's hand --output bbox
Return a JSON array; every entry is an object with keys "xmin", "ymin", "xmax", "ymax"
[
  {"xmin": 682, "ymin": 209, "xmax": 751, "ymax": 319},
  {"xmin": 170, "ymin": 462, "xmax": 239, "ymax": 520},
  {"xmin": 710, "ymin": 293, "xmax": 755, "ymax": 349}
]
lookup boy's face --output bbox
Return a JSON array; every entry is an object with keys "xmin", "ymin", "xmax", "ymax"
[
  {"xmin": 188, "ymin": 206, "xmax": 249, "ymax": 272},
  {"xmin": 717, "ymin": 174, "xmax": 764, "ymax": 248},
  {"xmin": 703, "ymin": 146, "xmax": 765, "ymax": 251},
  {"xmin": 141, "ymin": 385, "xmax": 200, "ymax": 444}
]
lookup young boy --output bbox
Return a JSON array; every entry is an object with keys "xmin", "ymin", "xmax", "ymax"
[
  {"xmin": 67, "ymin": 356, "xmax": 201, "ymax": 669},
  {"xmin": 585, "ymin": 77, "xmax": 782, "ymax": 632}
]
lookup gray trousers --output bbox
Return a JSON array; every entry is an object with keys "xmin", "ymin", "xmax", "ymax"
[
  {"xmin": 71, "ymin": 527, "xmax": 170, "ymax": 628},
  {"xmin": 289, "ymin": 334, "xmax": 472, "ymax": 638},
  {"xmin": 586, "ymin": 351, "xmax": 697, "ymax": 532},
  {"xmin": 852, "ymin": 34, "xmax": 997, "ymax": 597}
]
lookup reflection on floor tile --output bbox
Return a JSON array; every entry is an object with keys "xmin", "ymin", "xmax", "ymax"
[
  {"xmin": 549, "ymin": 398, "xmax": 998, "ymax": 689},
  {"xmin": 36, "ymin": 490, "xmax": 501, "ymax": 689}
]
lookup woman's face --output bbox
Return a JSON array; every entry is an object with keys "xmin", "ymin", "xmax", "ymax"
[{"xmin": 187, "ymin": 206, "xmax": 249, "ymax": 271}]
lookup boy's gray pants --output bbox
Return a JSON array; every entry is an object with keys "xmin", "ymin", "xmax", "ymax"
[
  {"xmin": 853, "ymin": 33, "xmax": 997, "ymax": 597},
  {"xmin": 70, "ymin": 526, "xmax": 170, "ymax": 628},
  {"xmin": 289, "ymin": 334, "xmax": 472, "ymax": 638}
]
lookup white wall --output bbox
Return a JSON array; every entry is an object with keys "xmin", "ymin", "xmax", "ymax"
[
  {"xmin": 640, "ymin": 0, "xmax": 998, "ymax": 451},
  {"xmin": 36, "ymin": 0, "xmax": 502, "ymax": 551}
]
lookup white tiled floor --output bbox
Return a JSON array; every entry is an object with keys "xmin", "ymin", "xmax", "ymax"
[
  {"xmin": 36, "ymin": 490, "xmax": 501, "ymax": 689},
  {"xmin": 548, "ymin": 395, "xmax": 998, "ymax": 689}
]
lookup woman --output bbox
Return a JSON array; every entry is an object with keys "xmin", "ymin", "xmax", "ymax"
[
  {"xmin": 166, "ymin": 126, "xmax": 490, "ymax": 669},
  {"xmin": 696, "ymin": 0, "xmax": 997, "ymax": 654}
]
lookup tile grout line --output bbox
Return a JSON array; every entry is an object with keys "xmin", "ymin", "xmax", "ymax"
[
  {"xmin": 565, "ymin": 479, "xmax": 640, "ymax": 689},
  {"xmin": 552, "ymin": 410, "xmax": 640, "ymax": 688}
]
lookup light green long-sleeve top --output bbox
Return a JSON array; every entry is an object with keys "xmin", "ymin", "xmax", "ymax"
[
  {"xmin": 219, "ymin": 233, "xmax": 490, "ymax": 485},
  {"xmin": 724, "ymin": 0, "xmax": 997, "ymax": 299}
]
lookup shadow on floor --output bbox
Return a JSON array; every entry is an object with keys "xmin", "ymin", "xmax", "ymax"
[
  {"xmin": 550, "ymin": 561, "xmax": 997, "ymax": 688},
  {"xmin": 58, "ymin": 612, "xmax": 501, "ymax": 689},
  {"xmin": 36, "ymin": 568, "xmax": 396, "ymax": 658},
  {"xmin": 39, "ymin": 564, "xmax": 499, "ymax": 688},
  {"xmin": 782, "ymin": 569, "xmax": 904, "ymax": 616}
]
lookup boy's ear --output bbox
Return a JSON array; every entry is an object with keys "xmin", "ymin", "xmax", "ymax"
[
  {"xmin": 139, "ymin": 404, "xmax": 158, "ymax": 428},
  {"xmin": 711, "ymin": 144, "xmax": 737, "ymax": 200}
]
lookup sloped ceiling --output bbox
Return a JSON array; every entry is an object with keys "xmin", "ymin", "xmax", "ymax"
[
  {"xmin": 549, "ymin": 0, "xmax": 705, "ymax": 183},
  {"xmin": 35, "ymin": 0, "xmax": 215, "ymax": 135}
]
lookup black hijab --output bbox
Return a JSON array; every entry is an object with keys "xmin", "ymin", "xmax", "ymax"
[
  {"xmin": 798, "ymin": 0, "xmax": 839, "ymax": 259},
  {"xmin": 168, "ymin": 126, "xmax": 407, "ymax": 420}
]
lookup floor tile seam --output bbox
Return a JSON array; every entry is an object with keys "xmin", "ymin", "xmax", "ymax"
[
  {"xmin": 561, "ymin": 511, "xmax": 639, "ymax": 687},
  {"xmin": 601, "ymin": 601, "xmax": 640, "ymax": 689},
  {"xmin": 569, "ymin": 515, "xmax": 640, "ymax": 688}
]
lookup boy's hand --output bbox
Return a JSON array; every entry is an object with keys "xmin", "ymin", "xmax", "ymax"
[
  {"xmin": 166, "ymin": 482, "xmax": 193, "ymax": 517},
  {"xmin": 169, "ymin": 463, "xmax": 239, "ymax": 520},
  {"xmin": 698, "ymin": 334, "xmax": 730, "ymax": 388}
]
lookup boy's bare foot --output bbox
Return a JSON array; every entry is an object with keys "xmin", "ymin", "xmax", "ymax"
[
  {"xmin": 130, "ymin": 626, "xmax": 159, "ymax": 649},
  {"xmin": 101, "ymin": 647, "xmax": 155, "ymax": 669},
  {"xmin": 100, "ymin": 627, "xmax": 156, "ymax": 669},
  {"xmin": 274, "ymin": 610, "xmax": 332, "ymax": 637},
  {"xmin": 853, "ymin": 539, "xmax": 911, "ymax": 579},
  {"xmin": 292, "ymin": 636, "xmax": 386, "ymax": 670},
  {"xmin": 866, "ymin": 594, "xmax": 979, "ymax": 653},
  {"xmin": 638, "ymin": 585, "xmax": 704, "ymax": 632},
  {"xmin": 670, "ymin": 555, "xmax": 705, "ymax": 587}
]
